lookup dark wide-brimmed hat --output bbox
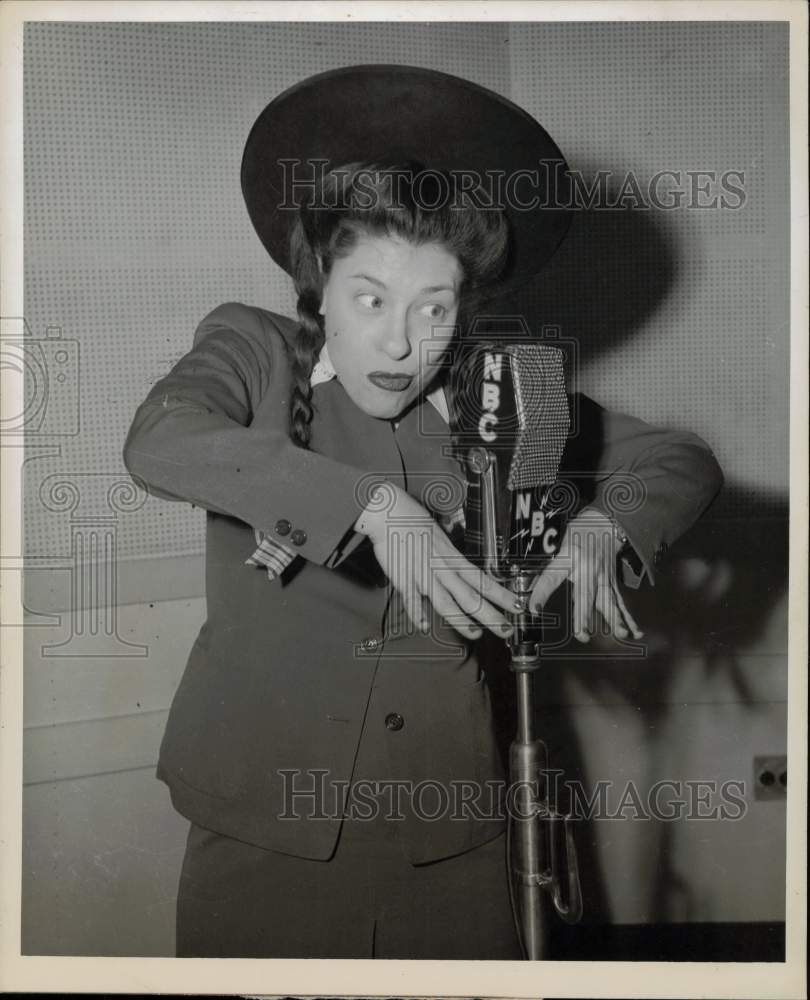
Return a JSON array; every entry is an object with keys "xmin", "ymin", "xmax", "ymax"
[{"xmin": 241, "ymin": 64, "xmax": 572, "ymax": 283}]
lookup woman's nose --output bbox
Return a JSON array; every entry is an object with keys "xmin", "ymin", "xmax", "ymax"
[{"xmin": 380, "ymin": 315, "xmax": 412, "ymax": 361}]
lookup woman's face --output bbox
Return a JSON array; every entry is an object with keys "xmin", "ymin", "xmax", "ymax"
[{"xmin": 319, "ymin": 233, "xmax": 462, "ymax": 420}]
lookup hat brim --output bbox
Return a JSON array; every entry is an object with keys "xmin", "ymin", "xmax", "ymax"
[{"xmin": 241, "ymin": 64, "xmax": 572, "ymax": 281}]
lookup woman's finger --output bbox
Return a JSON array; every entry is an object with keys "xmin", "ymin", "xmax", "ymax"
[
  {"xmin": 429, "ymin": 579, "xmax": 484, "ymax": 640},
  {"xmin": 571, "ymin": 565, "xmax": 597, "ymax": 642},
  {"xmin": 400, "ymin": 583, "xmax": 431, "ymax": 635},
  {"xmin": 528, "ymin": 549, "xmax": 573, "ymax": 613},
  {"xmin": 594, "ymin": 577, "xmax": 629, "ymax": 639},
  {"xmin": 440, "ymin": 575, "xmax": 514, "ymax": 637},
  {"xmin": 611, "ymin": 575, "xmax": 644, "ymax": 639},
  {"xmin": 408, "ymin": 592, "xmax": 431, "ymax": 635},
  {"xmin": 386, "ymin": 533, "xmax": 429, "ymax": 634},
  {"xmin": 570, "ymin": 533, "xmax": 598, "ymax": 642},
  {"xmin": 451, "ymin": 559, "xmax": 519, "ymax": 614}
]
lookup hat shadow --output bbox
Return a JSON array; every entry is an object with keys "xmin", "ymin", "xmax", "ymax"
[{"xmin": 480, "ymin": 167, "xmax": 683, "ymax": 365}]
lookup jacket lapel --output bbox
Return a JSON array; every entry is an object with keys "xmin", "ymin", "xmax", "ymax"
[
  {"xmin": 309, "ymin": 378, "xmax": 406, "ymax": 492},
  {"xmin": 392, "ymin": 390, "xmax": 467, "ymax": 516},
  {"xmin": 309, "ymin": 378, "xmax": 465, "ymax": 515}
]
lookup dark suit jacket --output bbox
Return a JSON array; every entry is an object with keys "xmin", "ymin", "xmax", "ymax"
[{"xmin": 123, "ymin": 302, "xmax": 723, "ymax": 862}]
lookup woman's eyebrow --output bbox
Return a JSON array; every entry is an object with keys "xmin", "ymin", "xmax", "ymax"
[
  {"xmin": 350, "ymin": 272, "xmax": 386, "ymax": 288},
  {"xmin": 350, "ymin": 273, "xmax": 457, "ymax": 295}
]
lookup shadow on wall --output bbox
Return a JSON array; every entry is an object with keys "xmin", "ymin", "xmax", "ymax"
[
  {"xmin": 484, "ymin": 485, "xmax": 789, "ymax": 931},
  {"xmin": 476, "ymin": 189, "xmax": 788, "ymax": 936},
  {"xmin": 483, "ymin": 167, "xmax": 686, "ymax": 366}
]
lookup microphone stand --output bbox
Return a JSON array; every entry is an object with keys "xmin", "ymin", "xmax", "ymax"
[{"xmin": 469, "ymin": 447, "xmax": 583, "ymax": 960}]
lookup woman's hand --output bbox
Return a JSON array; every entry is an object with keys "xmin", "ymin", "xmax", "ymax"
[
  {"xmin": 528, "ymin": 506, "xmax": 644, "ymax": 643},
  {"xmin": 354, "ymin": 483, "xmax": 517, "ymax": 641}
]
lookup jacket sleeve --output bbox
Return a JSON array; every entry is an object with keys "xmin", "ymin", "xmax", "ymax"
[
  {"xmin": 561, "ymin": 393, "xmax": 724, "ymax": 588},
  {"xmin": 122, "ymin": 302, "xmax": 378, "ymax": 567}
]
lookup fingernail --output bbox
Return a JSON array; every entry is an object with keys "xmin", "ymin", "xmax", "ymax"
[{"xmin": 500, "ymin": 623, "xmax": 513, "ymax": 634}]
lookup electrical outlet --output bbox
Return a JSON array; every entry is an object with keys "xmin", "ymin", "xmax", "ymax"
[{"xmin": 753, "ymin": 755, "xmax": 787, "ymax": 801}]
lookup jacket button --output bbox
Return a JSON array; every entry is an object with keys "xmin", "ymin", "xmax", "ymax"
[
  {"xmin": 274, "ymin": 519, "xmax": 291, "ymax": 536},
  {"xmin": 385, "ymin": 712, "xmax": 404, "ymax": 732},
  {"xmin": 291, "ymin": 529, "xmax": 307, "ymax": 546},
  {"xmin": 360, "ymin": 636, "xmax": 381, "ymax": 652}
]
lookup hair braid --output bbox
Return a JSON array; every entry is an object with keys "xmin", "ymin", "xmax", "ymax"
[{"xmin": 289, "ymin": 288, "xmax": 324, "ymax": 449}]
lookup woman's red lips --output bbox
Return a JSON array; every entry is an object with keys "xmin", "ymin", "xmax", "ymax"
[{"xmin": 367, "ymin": 372, "xmax": 414, "ymax": 391}]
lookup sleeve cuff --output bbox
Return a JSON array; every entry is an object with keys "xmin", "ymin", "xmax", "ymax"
[{"xmin": 585, "ymin": 501, "xmax": 655, "ymax": 589}]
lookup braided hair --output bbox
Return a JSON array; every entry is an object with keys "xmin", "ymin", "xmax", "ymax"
[{"xmin": 287, "ymin": 161, "xmax": 509, "ymax": 448}]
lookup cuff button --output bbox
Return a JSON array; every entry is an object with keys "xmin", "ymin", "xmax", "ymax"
[
  {"xmin": 274, "ymin": 519, "xmax": 292, "ymax": 536},
  {"xmin": 291, "ymin": 528, "xmax": 307, "ymax": 546}
]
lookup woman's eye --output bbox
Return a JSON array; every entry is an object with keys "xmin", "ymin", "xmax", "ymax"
[
  {"xmin": 421, "ymin": 303, "xmax": 448, "ymax": 320},
  {"xmin": 357, "ymin": 293, "xmax": 384, "ymax": 310}
]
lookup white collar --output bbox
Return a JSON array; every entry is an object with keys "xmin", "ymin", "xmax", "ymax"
[{"xmin": 311, "ymin": 342, "xmax": 450, "ymax": 424}]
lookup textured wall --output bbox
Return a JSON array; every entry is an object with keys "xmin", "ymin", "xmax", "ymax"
[{"xmin": 20, "ymin": 21, "xmax": 790, "ymax": 953}]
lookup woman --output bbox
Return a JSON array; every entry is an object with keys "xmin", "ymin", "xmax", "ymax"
[{"xmin": 123, "ymin": 65, "xmax": 723, "ymax": 959}]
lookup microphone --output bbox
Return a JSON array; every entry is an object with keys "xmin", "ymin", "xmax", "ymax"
[
  {"xmin": 449, "ymin": 334, "xmax": 571, "ymax": 580},
  {"xmin": 449, "ymin": 329, "xmax": 585, "ymax": 947}
]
